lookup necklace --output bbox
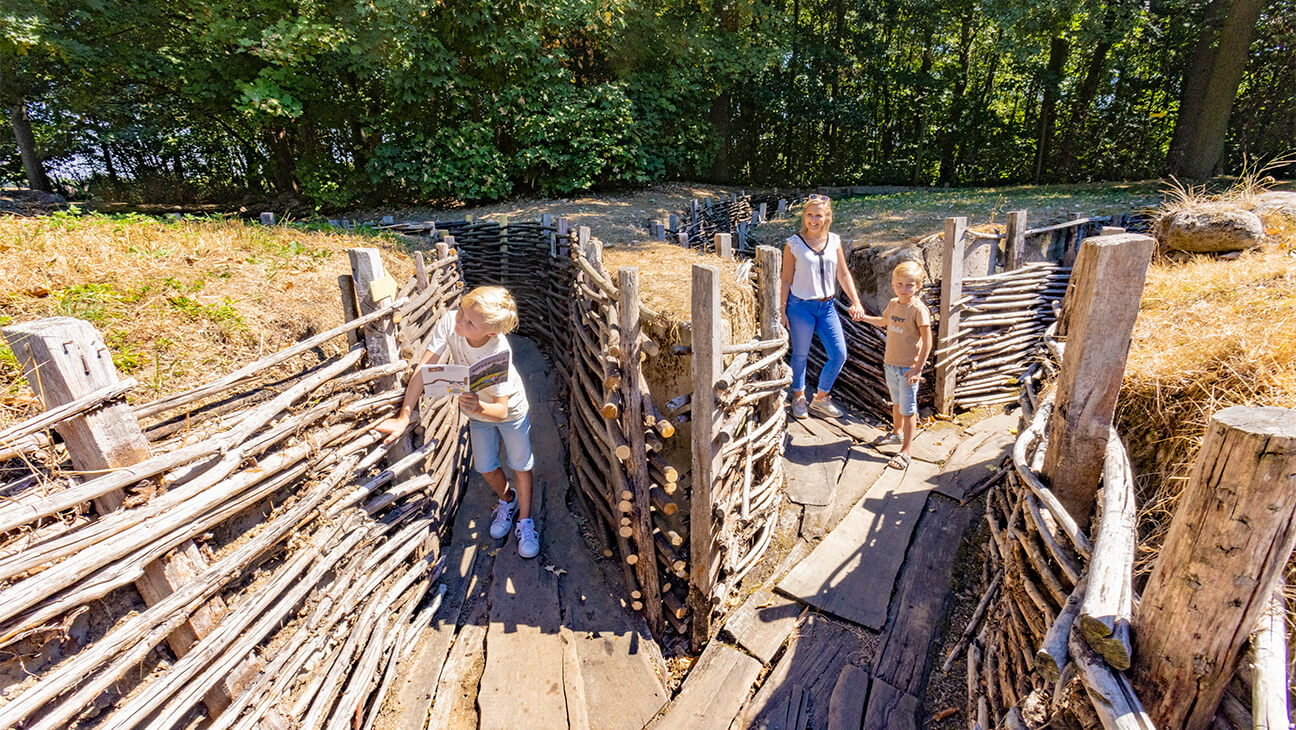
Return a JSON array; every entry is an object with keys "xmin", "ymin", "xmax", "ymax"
[{"xmin": 802, "ymin": 232, "xmax": 828, "ymax": 250}]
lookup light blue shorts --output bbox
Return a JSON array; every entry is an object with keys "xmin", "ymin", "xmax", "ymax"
[
  {"xmin": 884, "ymin": 364, "xmax": 920, "ymax": 417},
  {"xmin": 468, "ymin": 413, "xmax": 535, "ymax": 474}
]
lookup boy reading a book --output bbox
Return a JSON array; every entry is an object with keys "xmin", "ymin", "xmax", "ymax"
[{"xmin": 375, "ymin": 286, "xmax": 540, "ymax": 558}]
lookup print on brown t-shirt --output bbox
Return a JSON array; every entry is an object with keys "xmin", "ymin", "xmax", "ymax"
[{"xmin": 882, "ymin": 299, "xmax": 932, "ymax": 367}]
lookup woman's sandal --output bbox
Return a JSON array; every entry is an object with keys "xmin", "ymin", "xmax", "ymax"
[{"xmin": 887, "ymin": 453, "xmax": 911, "ymax": 470}]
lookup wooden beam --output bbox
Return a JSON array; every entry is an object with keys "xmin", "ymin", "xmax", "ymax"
[
  {"xmin": 689, "ymin": 264, "xmax": 723, "ymax": 651},
  {"xmin": 934, "ymin": 217, "xmax": 966, "ymax": 415},
  {"xmin": 755, "ymin": 246, "xmax": 784, "ymax": 426},
  {"xmin": 349, "ymin": 248, "xmax": 408, "ymax": 461},
  {"xmin": 715, "ymin": 233, "xmax": 733, "ymax": 260},
  {"xmin": 1132, "ymin": 407, "xmax": 1296, "ymax": 730},
  {"xmin": 1041, "ymin": 233, "xmax": 1154, "ymax": 527},
  {"xmin": 618, "ymin": 267, "xmax": 664, "ymax": 638}
]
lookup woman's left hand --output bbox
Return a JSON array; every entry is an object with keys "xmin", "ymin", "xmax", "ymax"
[
  {"xmin": 458, "ymin": 392, "xmax": 482, "ymax": 415},
  {"xmin": 847, "ymin": 304, "xmax": 866, "ymax": 321}
]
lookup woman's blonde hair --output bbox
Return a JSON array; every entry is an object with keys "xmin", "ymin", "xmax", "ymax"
[
  {"xmin": 798, "ymin": 194, "xmax": 833, "ymax": 238},
  {"xmin": 460, "ymin": 286, "xmax": 519, "ymax": 334},
  {"xmin": 892, "ymin": 260, "xmax": 925, "ymax": 284}
]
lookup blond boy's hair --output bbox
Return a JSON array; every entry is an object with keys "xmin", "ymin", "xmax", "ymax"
[
  {"xmin": 461, "ymin": 286, "xmax": 519, "ymax": 334},
  {"xmin": 893, "ymin": 260, "xmax": 925, "ymax": 284}
]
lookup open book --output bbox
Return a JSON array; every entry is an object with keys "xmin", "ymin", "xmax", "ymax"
[{"xmin": 421, "ymin": 350, "xmax": 510, "ymax": 399}]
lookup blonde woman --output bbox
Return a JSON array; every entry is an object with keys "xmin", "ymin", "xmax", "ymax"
[
  {"xmin": 779, "ymin": 194, "xmax": 867, "ymax": 419},
  {"xmin": 376, "ymin": 286, "xmax": 540, "ymax": 558}
]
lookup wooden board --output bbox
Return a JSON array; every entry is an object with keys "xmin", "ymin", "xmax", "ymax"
[
  {"xmin": 808, "ymin": 409, "xmax": 887, "ymax": 445},
  {"xmin": 932, "ymin": 430, "xmax": 1014, "ymax": 501},
  {"xmin": 388, "ymin": 480, "xmax": 488, "ymax": 730},
  {"xmin": 827, "ymin": 665, "xmax": 870, "ymax": 730},
  {"xmin": 647, "ymin": 643, "xmax": 763, "ymax": 729},
  {"xmin": 740, "ymin": 613, "xmax": 873, "ymax": 729},
  {"xmin": 777, "ymin": 458, "xmax": 940, "ymax": 629},
  {"xmin": 872, "ymin": 423, "xmax": 959, "ymax": 464},
  {"xmin": 871, "ymin": 496, "xmax": 978, "ymax": 696},
  {"xmin": 784, "ymin": 419, "xmax": 850, "ymax": 507},
  {"xmin": 801, "ymin": 445, "xmax": 888, "ymax": 540},
  {"xmin": 721, "ymin": 588, "xmax": 804, "ymax": 665},
  {"xmin": 862, "ymin": 676, "xmax": 919, "ymax": 730}
]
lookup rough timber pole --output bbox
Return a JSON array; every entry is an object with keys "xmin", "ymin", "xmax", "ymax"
[
  {"xmin": 689, "ymin": 264, "xmax": 723, "ymax": 651},
  {"xmin": 619, "ymin": 267, "xmax": 664, "ymax": 637},
  {"xmin": 934, "ymin": 216, "xmax": 966, "ymax": 415},
  {"xmin": 1132, "ymin": 407, "xmax": 1296, "ymax": 730},
  {"xmin": 1041, "ymin": 233, "xmax": 1154, "ymax": 527}
]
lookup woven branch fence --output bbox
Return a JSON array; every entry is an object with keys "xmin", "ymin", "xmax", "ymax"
[
  {"xmin": 0, "ymin": 244, "xmax": 468, "ymax": 728},
  {"xmin": 955, "ymin": 231, "xmax": 1296, "ymax": 730}
]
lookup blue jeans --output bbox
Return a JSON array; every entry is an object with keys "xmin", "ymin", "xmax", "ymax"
[
  {"xmin": 468, "ymin": 413, "xmax": 535, "ymax": 474},
  {"xmin": 787, "ymin": 294, "xmax": 847, "ymax": 394}
]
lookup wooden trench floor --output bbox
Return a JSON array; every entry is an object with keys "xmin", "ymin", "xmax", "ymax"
[{"xmin": 376, "ymin": 338, "xmax": 1018, "ymax": 730}]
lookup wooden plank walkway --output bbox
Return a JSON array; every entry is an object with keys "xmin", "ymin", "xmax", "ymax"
[{"xmin": 380, "ymin": 332, "xmax": 1016, "ymax": 729}]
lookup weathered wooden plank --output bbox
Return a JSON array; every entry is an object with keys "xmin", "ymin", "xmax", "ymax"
[
  {"xmin": 802, "ymin": 445, "xmax": 889, "ymax": 540},
  {"xmin": 778, "ymin": 459, "xmax": 940, "ymax": 629},
  {"xmin": 862, "ymin": 676, "xmax": 919, "ymax": 730},
  {"xmin": 932, "ymin": 425, "xmax": 1014, "ymax": 501},
  {"xmin": 648, "ymin": 643, "xmax": 762, "ymax": 730},
  {"xmin": 783, "ymin": 426, "xmax": 850, "ymax": 506},
  {"xmin": 827, "ymin": 664, "xmax": 871, "ymax": 730},
  {"xmin": 871, "ymin": 496, "xmax": 978, "ymax": 696},
  {"xmin": 741, "ymin": 613, "xmax": 872, "ymax": 728},
  {"xmin": 721, "ymin": 588, "xmax": 804, "ymax": 665},
  {"xmin": 871, "ymin": 423, "xmax": 959, "ymax": 464},
  {"xmin": 690, "ymin": 264, "xmax": 724, "ymax": 649},
  {"xmin": 1041, "ymin": 233, "xmax": 1154, "ymax": 526},
  {"xmin": 809, "ymin": 409, "xmax": 887, "ymax": 445},
  {"xmin": 935, "ymin": 217, "xmax": 967, "ymax": 414}
]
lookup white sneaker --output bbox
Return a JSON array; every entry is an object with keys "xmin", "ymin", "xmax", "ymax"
[
  {"xmin": 489, "ymin": 495, "xmax": 518, "ymax": 539},
  {"xmin": 810, "ymin": 395, "xmax": 845, "ymax": 418},
  {"xmin": 791, "ymin": 395, "xmax": 809, "ymax": 419},
  {"xmin": 515, "ymin": 518, "xmax": 540, "ymax": 559}
]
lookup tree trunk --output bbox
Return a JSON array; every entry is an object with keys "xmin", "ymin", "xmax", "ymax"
[
  {"xmin": 9, "ymin": 100, "xmax": 52, "ymax": 193},
  {"xmin": 263, "ymin": 127, "xmax": 300, "ymax": 196},
  {"xmin": 1057, "ymin": 8, "xmax": 1118, "ymax": 177},
  {"xmin": 937, "ymin": 14, "xmax": 975, "ymax": 185},
  {"xmin": 1032, "ymin": 37, "xmax": 1069, "ymax": 183},
  {"xmin": 1170, "ymin": 0, "xmax": 1272, "ymax": 178},
  {"xmin": 708, "ymin": 92, "xmax": 732, "ymax": 183},
  {"xmin": 1166, "ymin": 0, "xmax": 1229, "ymax": 174}
]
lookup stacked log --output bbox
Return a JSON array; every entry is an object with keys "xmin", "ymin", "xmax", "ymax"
[{"xmin": 0, "ymin": 246, "xmax": 468, "ymax": 728}]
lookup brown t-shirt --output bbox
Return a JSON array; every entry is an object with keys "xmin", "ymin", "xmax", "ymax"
[{"xmin": 882, "ymin": 298, "xmax": 932, "ymax": 367}]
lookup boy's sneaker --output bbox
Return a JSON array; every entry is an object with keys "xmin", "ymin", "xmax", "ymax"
[
  {"xmin": 489, "ymin": 495, "xmax": 518, "ymax": 539},
  {"xmin": 791, "ymin": 395, "xmax": 809, "ymax": 419},
  {"xmin": 810, "ymin": 395, "xmax": 845, "ymax": 418},
  {"xmin": 516, "ymin": 518, "xmax": 540, "ymax": 559}
]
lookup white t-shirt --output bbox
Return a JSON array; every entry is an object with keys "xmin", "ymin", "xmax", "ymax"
[
  {"xmin": 786, "ymin": 233, "xmax": 841, "ymax": 300},
  {"xmin": 425, "ymin": 310, "xmax": 529, "ymax": 422}
]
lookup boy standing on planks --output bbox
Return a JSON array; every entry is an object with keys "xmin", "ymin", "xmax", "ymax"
[{"xmin": 858, "ymin": 261, "xmax": 933, "ymax": 469}]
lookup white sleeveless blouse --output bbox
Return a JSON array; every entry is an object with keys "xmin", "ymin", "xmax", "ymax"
[{"xmin": 787, "ymin": 233, "xmax": 841, "ymax": 300}]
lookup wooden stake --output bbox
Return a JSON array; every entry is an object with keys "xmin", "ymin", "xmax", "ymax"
[
  {"xmin": 689, "ymin": 264, "xmax": 723, "ymax": 651},
  {"xmin": 1041, "ymin": 233, "xmax": 1154, "ymax": 527},
  {"xmin": 935, "ymin": 216, "xmax": 967, "ymax": 414},
  {"xmin": 619, "ymin": 268, "xmax": 664, "ymax": 638},
  {"xmin": 1004, "ymin": 210, "xmax": 1027, "ymax": 270},
  {"xmin": 715, "ymin": 233, "xmax": 733, "ymax": 260},
  {"xmin": 1132, "ymin": 406, "xmax": 1296, "ymax": 730}
]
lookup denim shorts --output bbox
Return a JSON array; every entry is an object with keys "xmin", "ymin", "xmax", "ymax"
[
  {"xmin": 468, "ymin": 413, "xmax": 535, "ymax": 474},
  {"xmin": 884, "ymin": 364, "xmax": 920, "ymax": 416}
]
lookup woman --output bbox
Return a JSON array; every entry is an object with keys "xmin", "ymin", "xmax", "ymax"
[{"xmin": 779, "ymin": 194, "xmax": 867, "ymax": 419}]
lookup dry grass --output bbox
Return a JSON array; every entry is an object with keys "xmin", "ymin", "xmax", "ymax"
[
  {"xmin": 0, "ymin": 212, "xmax": 412, "ymax": 427},
  {"xmin": 1118, "ymin": 242, "xmax": 1296, "ymax": 576}
]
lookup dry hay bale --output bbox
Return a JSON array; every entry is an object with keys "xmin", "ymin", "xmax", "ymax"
[{"xmin": 1156, "ymin": 203, "xmax": 1266, "ymax": 253}]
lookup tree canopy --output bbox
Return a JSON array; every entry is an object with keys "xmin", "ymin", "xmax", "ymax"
[{"xmin": 2, "ymin": 0, "xmax": 1289, "ymax": 206}]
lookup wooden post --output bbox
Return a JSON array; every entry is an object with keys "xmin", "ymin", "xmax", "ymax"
[
  {"xmin": 677, "ymin": 231, "xmax": 689, "ymax": 249},
  {"xmin": 1100, "ymin": 226, "xmax": 1126, "ymax": 236},
  {"xmin": 618, "ymin": 268, "xmax": 664, "ymax": 637},
  {"xmin": 259, "ymin": 212, "xmax": 275, "ymax": 225},
  {"xmin": 1004, "ymin": 210, "xmax": 1027, "ymax": 270},
  {"xmin": 689, "ymin": 264, "xmax": 723, "ymax": 651},
  {"xmin": 758, "ymin": 202, "xmax": 767, "ymax": 223},
  {"xmin": 756, "ymin": 246, "xmax": 784, "ymax": 424},
  {"xmin": 934, "ymin": 216, "xmax": 967, "ymax": 415},
  {"xmin": 337, "ymin": 275, "xmax": 361, "ymax": 347},
  {"xmin": 1, "ymin": 317, "xmax": 242, "ymax": 711},
  {"xmin": 413, "ymin": 250, "xmax": 429, "ymax": 291},
  {"xmin": 715, "ymin": 233, "xmax": 733, "ymax": 259},
  {"xmin": 1041, "ymin": 233, "xmax": 1154, "ymax": 525},
  {"xmin": 1252, "ymin": 587, "xmax": 1290, "ymax": 730},
  {"xmin": 777, "ymin": 199, "xmax": 787, "ymax": 218},
  {"xmin": 1062, "ymin": 211, "xmax": 1083, "ymax": 267},
  {"xmin": 1132, "ymin": 407, "xmax": 1296, "ymax": 730},
  {"xmin": 737, "ymin": 222, "xmax": 748, "ymax": 251},
  {"xmin": 348, "ymin": 248, "xmax": 409, "ymax": 461}
]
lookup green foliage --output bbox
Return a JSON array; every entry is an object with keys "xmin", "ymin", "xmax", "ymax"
[{"xmin": 7, "ymin": 0, "xmax": 1291, "ymax": 204}]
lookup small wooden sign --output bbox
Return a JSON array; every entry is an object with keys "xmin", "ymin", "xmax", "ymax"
[{"xmin": 368, "ymin": 275, "xmax": 398, "ymax": 302}]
